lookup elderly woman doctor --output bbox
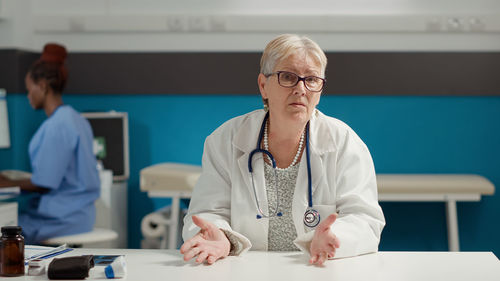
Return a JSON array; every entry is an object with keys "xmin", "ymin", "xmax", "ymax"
[{"xmin": 181, "ymin": 34, "xmax": 385, "ymax": 265}]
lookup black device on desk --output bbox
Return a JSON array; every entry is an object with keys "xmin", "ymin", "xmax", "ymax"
[{"xmin": 48, "ymin": 255, "xmax": 94, "ymax": 280}]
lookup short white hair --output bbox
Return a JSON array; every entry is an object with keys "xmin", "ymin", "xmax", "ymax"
[{"xmin": 260, "ymin": 34, "xmax": 327, "ymax": 77}]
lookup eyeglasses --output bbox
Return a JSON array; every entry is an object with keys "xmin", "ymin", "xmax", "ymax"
[{"xmin": 266, "ymin": 71, "xmax": 326, "ymax": 92}]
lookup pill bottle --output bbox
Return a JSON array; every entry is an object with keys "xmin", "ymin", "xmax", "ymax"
[{"xmin": 0, "ymin": 226, "xmax": 25, "ymax": 276}]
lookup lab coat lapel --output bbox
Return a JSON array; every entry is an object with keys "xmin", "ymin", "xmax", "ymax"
[
  {"xmin": 308, "ymin": 109, "xmax": 334, "ymax": 198},
  {"xmin": 309, "ymin": 146, "xmax": 325, "ymax": 200},
  {"xmin": 293, "ymin": 152, "xmax": 309, "ymax": 235},
  {"xmin": 238, "ymin": 153, "xmax": 268, "ymax": 215},
  {"xmin": 292, "ymin": 110, "xmax": 332, "ymax": 236},
  {"xmin": 292, "ymin": 139, "xmax": 325, "ymax": 235},
  {"xmin": 234, "ymin": 110, "xmax": 269, "ymax": 216},
  {"xmin": 237, "ymin": 151, "xmax": 253, "ymax": 202}
]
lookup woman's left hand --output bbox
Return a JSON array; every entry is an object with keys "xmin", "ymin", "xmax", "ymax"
[{"xmin": 309, "ymin": 213, "xmax": 340, "ymax": 266}]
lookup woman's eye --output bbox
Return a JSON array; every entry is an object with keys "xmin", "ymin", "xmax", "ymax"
[{"xmin": 282, "ymin": 73, "xmax": 295, "ymax": 81}]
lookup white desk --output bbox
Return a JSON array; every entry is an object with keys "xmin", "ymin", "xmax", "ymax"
[
  {"xmin": 141, "ymin": 166, "xmax": 495, "ymax": 252},
  {"xmin": 11, "ymin": 249, "xmax": 500, "ymax": 281}
]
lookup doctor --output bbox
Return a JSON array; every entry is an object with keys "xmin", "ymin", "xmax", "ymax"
[{"xmin": 181, "ymin": 34, "xmax": 385, "ymax": 265}]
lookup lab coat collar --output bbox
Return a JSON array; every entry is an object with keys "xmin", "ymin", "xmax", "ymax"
[
  {"xmin": 233, "ymin": 109, "xmax": 336, "ymax": 156},
  {"xmin": 233, "ymin": 109, "xmax": 266, "ymax": 153},
  {"xmin": 308, "ymin": 109, "xmax": 336, "ymax": 156}
]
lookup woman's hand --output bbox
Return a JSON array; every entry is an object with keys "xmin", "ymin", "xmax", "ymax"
[
  {"xmin": 309, "ymin": 213, "xmax": 340, "ymax": 266},
  {"xmin": 180, "ymin": 215, "xmax": 231, "ymax": 265}
]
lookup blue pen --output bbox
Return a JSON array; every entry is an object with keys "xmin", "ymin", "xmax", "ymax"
[
  {"xmin": 25, "ymin": 244, "xmax": 73, "ymax": 264},
  {"xmin": 37, "ymin": 248, "xmax": 73, "ymax": 259}
]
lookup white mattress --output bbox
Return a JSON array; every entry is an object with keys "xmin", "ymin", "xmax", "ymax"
[{"xmin": 140, "ymin": 163, "xmax": 495, "ymax": 196}]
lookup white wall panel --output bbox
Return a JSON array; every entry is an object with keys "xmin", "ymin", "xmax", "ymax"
[{"xmin": 1, "ymin": 0, "xmax": 500, "ymax": 51}]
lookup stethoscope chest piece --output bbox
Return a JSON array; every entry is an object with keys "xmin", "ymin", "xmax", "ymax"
[{"xmin": 303, "ymin": 208, "xmax": 320, "ymax": 228}]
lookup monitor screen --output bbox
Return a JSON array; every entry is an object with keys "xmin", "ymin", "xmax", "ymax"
[{"xmin": 81, "ymin": 111, "xmax": 129, "ymax": 181}]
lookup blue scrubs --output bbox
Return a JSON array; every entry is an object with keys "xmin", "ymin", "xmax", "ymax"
[{"xmin": 20, "ymin": 105, "xmax": 100, "ymax": 244}]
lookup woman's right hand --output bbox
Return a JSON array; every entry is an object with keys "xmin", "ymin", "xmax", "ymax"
[{"xmin": 180, "ymin": 215, "xmax": 231, "ymax": 265}]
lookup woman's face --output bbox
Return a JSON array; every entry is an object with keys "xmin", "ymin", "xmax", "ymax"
[
  {"xmin": 259, "ymin": 52, "xmax": 322, "ymax": 125},
  {"xmin": 25, "ymin": 74, "xmax": 46, "ymax": 110}
]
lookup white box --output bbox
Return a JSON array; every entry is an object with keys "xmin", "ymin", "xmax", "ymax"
[{"xmin": 0, "ymin": 202, "xmax": 18, "ymax": 227}]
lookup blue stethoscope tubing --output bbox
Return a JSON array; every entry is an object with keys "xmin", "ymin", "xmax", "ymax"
[{"xmin": 248, "ymin": 112, "xmax": 320, "ymax": 227}]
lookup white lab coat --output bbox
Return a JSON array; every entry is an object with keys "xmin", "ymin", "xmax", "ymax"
[{"xmin": 183, "ymin": 109, "xmax": 385, "ymax": 259}]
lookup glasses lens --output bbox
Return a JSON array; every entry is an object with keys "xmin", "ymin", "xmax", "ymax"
[
  {"xmin": 305, "ymin": 77, "xmax": 323, "ymax": 91},
  {"xmin": 278, "ymin": 72, "xmax": 298, "ymax": 87}
]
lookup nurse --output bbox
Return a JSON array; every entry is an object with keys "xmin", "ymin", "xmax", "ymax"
[
  {"xmin": 181, "ymin": 34, "xmax": 385, "ymax": 265},
  {"xmin": 0, "ymin": 43, "xmax": 100, "ymax": 244}
]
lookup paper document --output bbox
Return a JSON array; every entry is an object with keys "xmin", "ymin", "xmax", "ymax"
[
  {"xmin": 0, "ymin": 186, "xmax": 20, "ymax": 200},
  {"xmin": 25, "ymin": 245, "xmax": 73, "ymax": 264}
]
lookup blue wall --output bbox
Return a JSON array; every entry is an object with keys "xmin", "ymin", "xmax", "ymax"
[{"xmin": 1, "ymin": 93, "xmax": 499, "ymax": 255}]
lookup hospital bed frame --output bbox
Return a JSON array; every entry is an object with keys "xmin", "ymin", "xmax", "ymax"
[{"xmin": 141, "ymin": 163, "xmax": 495, "ymax": 251}]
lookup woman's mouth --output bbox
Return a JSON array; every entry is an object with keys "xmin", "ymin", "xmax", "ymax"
[{"xmin": 290, "ymin": 102, "xmax": 306, "ymax": 107}]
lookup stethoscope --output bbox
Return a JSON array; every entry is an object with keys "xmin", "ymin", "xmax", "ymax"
[{"xmin": 248, "ymin": 112, "xmax": 320, "ymax": 228}]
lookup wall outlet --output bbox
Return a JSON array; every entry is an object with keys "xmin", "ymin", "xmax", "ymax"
[{"xmin": 167, "ymin": 16, "xmax": 187, "ymax": 32}]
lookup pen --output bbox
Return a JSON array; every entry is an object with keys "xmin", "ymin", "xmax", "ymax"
[{"xmin": 26, "ymin": 244, "xmax": 68, "ymax": 262}]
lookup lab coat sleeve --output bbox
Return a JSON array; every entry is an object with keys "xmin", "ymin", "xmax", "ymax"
[
  {"xmin": 182, "ymin": 133, "xmax": 252, "ymax": 254},
  {"xmin": 294, "ymin": 128, "xmax": 385, "ymax": 259}
]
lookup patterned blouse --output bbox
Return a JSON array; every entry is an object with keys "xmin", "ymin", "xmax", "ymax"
[{"xmin": 264, "ymin": 162, "xmax": 300, "ymax": 251}]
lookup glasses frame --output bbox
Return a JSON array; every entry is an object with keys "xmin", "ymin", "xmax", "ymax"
[{"xmin": 266, "ymin": 71, "xmax": 326, "ymax": 92}]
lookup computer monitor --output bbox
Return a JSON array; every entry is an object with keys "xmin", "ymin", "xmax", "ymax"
[
  {"xmin": 0, "ymin": 89, "xmax": 10, "ymax": 149},
  {"xmin": 81, "ymin": 111, "xmax": 129, "ymax": 181}
]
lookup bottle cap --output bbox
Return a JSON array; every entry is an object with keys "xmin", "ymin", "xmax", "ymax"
[
  {"xmin": 1, "ymin": 226, "xmax": 22, "ymax": 235},
  {"xmin": 104, "ymin": 256, "xmax": 126, "ymax": 279}
]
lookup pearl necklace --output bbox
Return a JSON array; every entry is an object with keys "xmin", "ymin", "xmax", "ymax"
[{"xmin": 263, "ymin": 120, "xmax": 305, "ymax": 170}]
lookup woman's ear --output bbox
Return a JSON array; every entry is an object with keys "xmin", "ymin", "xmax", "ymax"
[
  {"xmin": 258, "ymin": 73, "xmax": 268, "ymax": 100},
  {"xmin": 38, "ymin": 80, "xmax": 48, "ymax": 95}
]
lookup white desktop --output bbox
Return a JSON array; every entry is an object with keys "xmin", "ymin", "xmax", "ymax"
[{"xmin": 7, "ymin": 248, "xmax": 500, "ymax": 281}]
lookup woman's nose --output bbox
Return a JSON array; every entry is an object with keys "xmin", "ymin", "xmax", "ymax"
[{"xmin": 293, "ymin": 80, "xmax": 307, "ymax": 95}]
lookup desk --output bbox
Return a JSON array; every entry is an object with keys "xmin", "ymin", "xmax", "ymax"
[
  {"xmin": 141, "ymin": 166, "xmax": 495, "ymax": 251},
  {"xmin": 11, "ymin": 249, "xmax": 500, "ymax": 281}
]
